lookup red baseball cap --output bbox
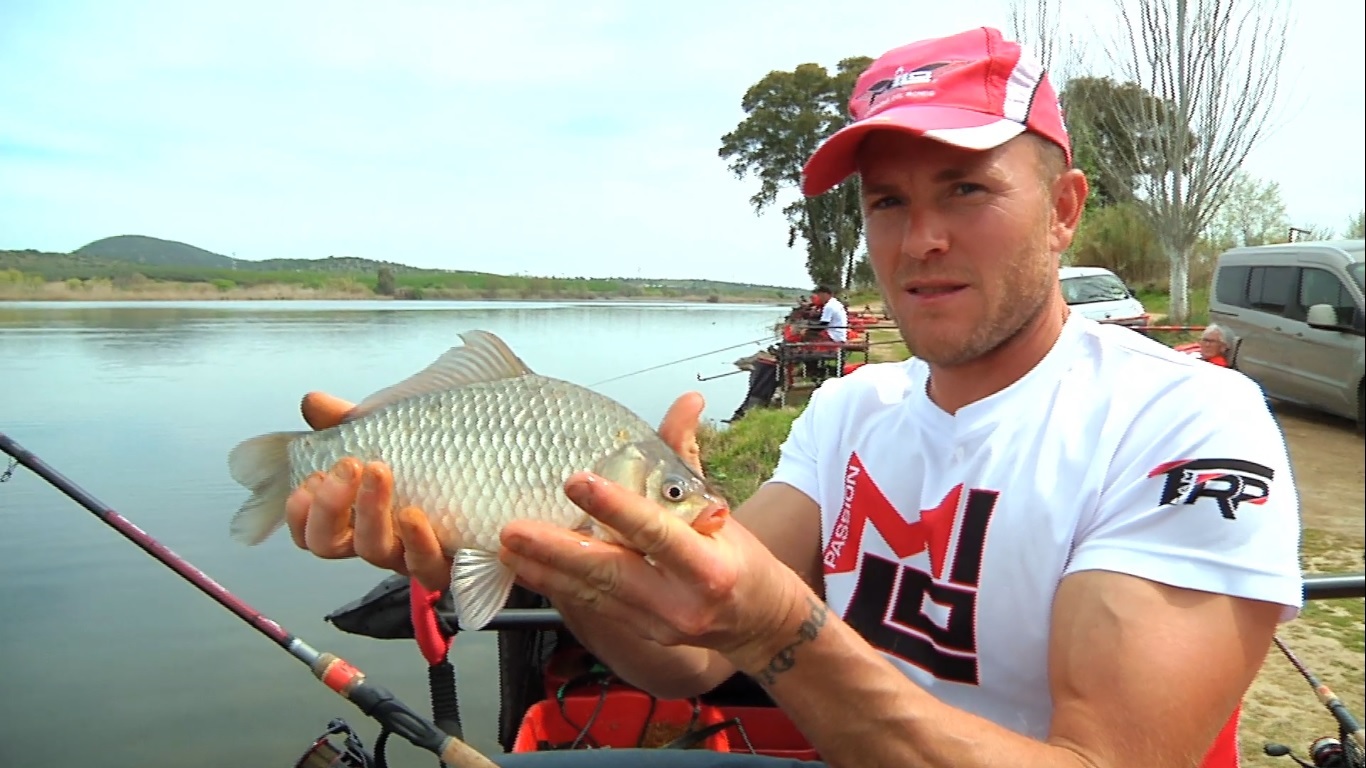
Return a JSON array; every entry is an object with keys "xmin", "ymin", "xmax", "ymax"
[{"xmin": 801, "ymin": 26, "xmax": 1071, "ymax": 197}]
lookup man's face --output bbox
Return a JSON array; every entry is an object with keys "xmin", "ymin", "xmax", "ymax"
[
  {"xmin": 856, "ymin": 132, "xmax": 1082, "ymax": 367},
  {"xmin": 812, "ymin": 292, "xmax": 828, "ymax": 307}
]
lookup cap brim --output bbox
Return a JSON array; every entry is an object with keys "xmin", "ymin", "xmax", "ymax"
[{"xmin": 800, "ymin": 105, "xmax": 1027, "ymax": 197}]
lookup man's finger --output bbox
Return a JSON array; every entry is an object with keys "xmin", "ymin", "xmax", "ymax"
[
  {"xmin": 285, "ymin": 472, "xmax": 326, "ymax": 550},
  {"xmin": 499, "ymin": 521, "xmax": 668, "ymax": 614},
  {"xmin": 305, "ymin": 458, "xmax": 363, "ymax": 557},
  {"xmin": 562, "ymin": 473, "xmax": 714, "ymax": 580},
  {"xmin": 395, "ymin": 507, "xmax": 452, "ymax": 591},
  {"xmin": 658, "ymin": 391, "xmax": 705, "ymax": 475},
  {"xmin": 301, "ymin": 391, "xmax": 357, "ymax": 431},
  {"xmin": 352, "ymin": 462, "xmax": 403, "ymax": 570}
]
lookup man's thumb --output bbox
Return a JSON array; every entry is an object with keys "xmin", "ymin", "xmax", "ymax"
[
  {"xmin": 659, "ymin": 391, "xmax": 705, "ymax": 474},
  {"xmin": 301, "ymin": 391, "xmax": 357, "ymax": 431}
]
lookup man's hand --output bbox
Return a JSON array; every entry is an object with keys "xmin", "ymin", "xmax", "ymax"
[
  {"xmin": 497, "ymin": 457, "xmax": 810, "ymax": 661},
  {"xmin": 282, "ymin": 390, "xmax": 715, "ymax": 595},
  {"xmin": 284, "ymin": 391, "xmax": 451, "ymax": 590}
]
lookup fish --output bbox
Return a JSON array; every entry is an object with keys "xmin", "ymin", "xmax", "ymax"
[{"xmin": 227, "ymin": 330, "xmax": 728, "ymax": 631}]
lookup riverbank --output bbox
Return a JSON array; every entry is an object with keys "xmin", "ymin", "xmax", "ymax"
[
  {"xmin": 698, "ymin": 375, "xmax": 1363, "ymax": 766},
  {"xmin": 0, "ymin": 279, "xmax": 788, "ymax": 305}
]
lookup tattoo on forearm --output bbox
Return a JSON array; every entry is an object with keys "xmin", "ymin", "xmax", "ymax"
[{"xmin": 754, "ymin": 597, "xmax": 830, "ymax": 686}]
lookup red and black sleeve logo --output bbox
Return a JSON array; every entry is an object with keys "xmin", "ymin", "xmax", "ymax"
[{"xmin": 1146, "ymin": 459, "xmax": 1274, "ymax": 520}]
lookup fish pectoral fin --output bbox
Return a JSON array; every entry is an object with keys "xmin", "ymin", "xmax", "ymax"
[
  {"xmin": 348, "ymin": 331, "xmax": 535, "ymax": 421},
  {"xmin": 450, "ymin": 548, "xmax": 518, "ymax": 631}
]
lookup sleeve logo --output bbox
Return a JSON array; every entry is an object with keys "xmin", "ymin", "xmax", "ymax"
[{"xmin": 1147, "ymin": 459, "xmax": 1274, "ymax": 520}]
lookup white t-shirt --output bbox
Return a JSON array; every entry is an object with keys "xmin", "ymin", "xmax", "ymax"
[
  {"xmin": 766, "ymin": 313, "xmax": 1302, "ymax": 744},
  {"xmin": 819, "ymin": 297, "xmax": 849, "ymax": 343}
]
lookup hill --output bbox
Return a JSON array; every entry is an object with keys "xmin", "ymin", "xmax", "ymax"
[
  {"xmin": 0, "ymin": 234, "xmax": 802, "ymax": 302},
  {"xmin": 75, "ymin": 235, "xmax": 237, "ymax": 269}
]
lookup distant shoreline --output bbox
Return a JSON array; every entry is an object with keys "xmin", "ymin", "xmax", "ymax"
[{"xmin": 0, "ymin": 281, "xmax": 791, "ymax": 305}]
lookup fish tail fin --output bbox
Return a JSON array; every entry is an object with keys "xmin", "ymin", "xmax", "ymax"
[
  {"xmin": 450, "ymin": 548, "xmax": 517, "ymax": 631},
  {"xmin": 228, "ymin": 430, "xmax": 306, "ymax": 545}
]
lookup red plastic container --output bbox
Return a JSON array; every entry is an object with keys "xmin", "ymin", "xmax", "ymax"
[
  {"xmin": 512, "ymin": 689, "xmax": 732, "ymax": 753},
  {"xmin": 717, "ymin": 706, "xmax": 820, "ymax": 761},
  {"xmin": 540, "ymin": 647, "xmax": 639, "ymax": 700}
]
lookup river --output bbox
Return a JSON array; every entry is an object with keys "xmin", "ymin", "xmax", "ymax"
[{"xmin": 0, "ymin": 298, "xmax": 788, "ymax": 768}]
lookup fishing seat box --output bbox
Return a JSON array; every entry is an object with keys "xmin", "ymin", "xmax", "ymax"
[
  {"xmin": 717, "ymin": 706, "xmax": 820, "ymax": 761},
  {"xmin": 511, "ymin": 688, "xmax": 732, "ymax": 753}
]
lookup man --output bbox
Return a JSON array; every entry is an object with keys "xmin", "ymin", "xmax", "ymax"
[
  {"xmin": 811, "ymin": 286, "xmax": 849, "ymax": 343},
  {"xmin": 284, "ymin": 26, "xmax": 1301, "ymax": 768}
]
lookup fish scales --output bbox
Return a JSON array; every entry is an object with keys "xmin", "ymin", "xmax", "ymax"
[{"xmin": 284, "ymin": 375, "xmax": 661, "ymax": 553}]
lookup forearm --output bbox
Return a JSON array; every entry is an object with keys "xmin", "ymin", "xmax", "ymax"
[
  {"xmin": 555, "ymin": 601, "xmax": 737, "ymax": 700},
  {"xmin": 728, "ymin": 594, "xmax": 1093, "ymax": 768}
]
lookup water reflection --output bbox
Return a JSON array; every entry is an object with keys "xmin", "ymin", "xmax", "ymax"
[{"xmin": 0, "ymin": 298, "xmax": 786, "ymax": 768}]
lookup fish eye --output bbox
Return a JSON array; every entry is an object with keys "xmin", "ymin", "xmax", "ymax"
[{"xmin": 662, "ymin": 480, "xmax": 686, "ymax": 502}]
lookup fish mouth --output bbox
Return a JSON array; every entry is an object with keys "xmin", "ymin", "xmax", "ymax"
[{"xmin": 691, "ymin": 501, "xmax": 731, "ymax": 536}]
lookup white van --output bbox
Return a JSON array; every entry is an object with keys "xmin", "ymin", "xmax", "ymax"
[
  {"xmin": 1059, "ymin": 266, "xmax": 1148, "ymax": 326},
  {"xmin": 1207, "ymin": 239, "xmax": 1365, "ymax": 433}
]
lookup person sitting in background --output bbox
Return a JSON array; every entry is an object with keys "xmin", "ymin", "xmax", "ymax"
[
  {"xmin": 809, "ymin": 286, "xmax": 848, "ymax": 343},
  {"xmin": 723, "ymin": 350, "xmax": 780, "ymax": 424},
  {"xmin": 1199, "ymin": 324, "xmax": 1231, "ymax": 367}
]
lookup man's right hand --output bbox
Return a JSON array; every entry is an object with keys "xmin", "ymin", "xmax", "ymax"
[
  {"xmin": 282, "ymin": 390, "xmax": 711, "ymax": 594},
  {"xmin": 284, "ymin": 391, "xmax": 453, "ymax": 591}
]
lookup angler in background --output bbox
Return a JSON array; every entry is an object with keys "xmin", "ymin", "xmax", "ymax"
[
  {"xmin": 805, "ymin": 286, "xmax": 848, "ymax": 344},
  {"xmin": 280, "ymin": 26, "xmax": 1303, "ymax": 768}
]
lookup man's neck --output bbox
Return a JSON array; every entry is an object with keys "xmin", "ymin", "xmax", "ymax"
[{"xmin": 926, "ymin": 301, "xmax": 1069, "ymax": 415}]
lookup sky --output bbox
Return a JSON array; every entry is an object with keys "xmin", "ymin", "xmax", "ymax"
[{"xmin": 1, "ymin": 0, "xmax": 1362, "ymax": 289}]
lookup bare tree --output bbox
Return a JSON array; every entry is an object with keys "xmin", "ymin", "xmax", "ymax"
[
  {"xmin": 1007, "ymin": 0, "xmax": 1091, "ymax": 82},
  {"xmin": 1092, "ymin": 0, "xmax": 1291, "ymax": 322}
]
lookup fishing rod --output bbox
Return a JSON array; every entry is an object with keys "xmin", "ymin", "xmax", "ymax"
[
  {"xmin": 696, "ymin": 369, "xmax": 746, "ymax": 382},
  {"xmin": 0, "ymin": 431, "xmax": 499, "ymax": 768},
  {"xmin": 587, "ymin": 334, "xmax": 777, "ymax": 387},
  {"xmin": 454, "ymin": 573, "xmax": 1363, "ymax": 631},
  {"xmin": 1262, "ymin": 634, "xmax": 1365, "ymax": 768}
]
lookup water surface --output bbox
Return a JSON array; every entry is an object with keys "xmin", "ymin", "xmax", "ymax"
[{"xmin": 0, "ymin": 298, "xmax": 786, "ymax": 768}]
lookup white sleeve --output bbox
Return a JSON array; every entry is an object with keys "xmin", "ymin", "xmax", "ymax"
[
  {"xmin": 1064, "ymin": 370, "xmax": 1304, "ymax": 620},
  {"xmin": 763, "ymin": 386, "xmax": 828, "ymax": 505}
]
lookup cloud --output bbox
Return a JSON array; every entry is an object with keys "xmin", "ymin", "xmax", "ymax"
[{"xmin": 1, "ymin": 0, "xmax": 1361, "ymax": 288}]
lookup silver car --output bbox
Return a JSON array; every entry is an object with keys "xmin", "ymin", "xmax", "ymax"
[{"xmin": 1208, "ymin": 239, "xmax": 1365, "ymax": 433}]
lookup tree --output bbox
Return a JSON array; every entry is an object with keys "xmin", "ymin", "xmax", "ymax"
[
  {"xmin": 376, "ymin": 267, "xmax": 396, "ymax": 296},
  {"xmin": 1091, "ymin": 0, "xmax": 1291, "ymax": 322},
  {"xmin": 719, "ymin": 56, "xmax": 873, "ymax": 290},
  {"xmin": 1060, "ymin": 77, "xmax": 1197, "ymax": 208},
  {"xmin": 1204, "ymin": 170, "xmax": 1289, "ymax": 249},
  {"xmin": 1346, "ymin": 210, "xmax": 1365, "ymax": 239}
]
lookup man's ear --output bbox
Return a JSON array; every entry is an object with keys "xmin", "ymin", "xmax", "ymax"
[{"xmin": 1050, "ymin": 168, "xmax": 1090, "ymax": 255}]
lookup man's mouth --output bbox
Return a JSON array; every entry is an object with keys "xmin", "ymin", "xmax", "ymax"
[{"xmin": 904, "ymin": 282, "xmax": 969, "ymax": 298}]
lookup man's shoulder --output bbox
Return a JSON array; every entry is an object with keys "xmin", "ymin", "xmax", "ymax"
[
  {"xmin": 1074, "ymin": 320, "xmax": 1270, "ymax": 425},
  {"xmin": 805, "ymin": 358, "xmax": 921, "ymax": 411}
]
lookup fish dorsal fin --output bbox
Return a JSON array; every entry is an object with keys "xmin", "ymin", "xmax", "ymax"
[{"xmin": 347, "ymin": 330, "xmax": 535, "ymax": 420}]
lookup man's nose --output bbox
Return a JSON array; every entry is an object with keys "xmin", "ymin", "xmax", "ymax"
[{"xmin": 899, "ymin": 206, "xmax": 950, "ymax": 260}]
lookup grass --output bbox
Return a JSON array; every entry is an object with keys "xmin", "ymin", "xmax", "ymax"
[{"xmin": 697, "ymin": 406, "xmax": 806, "ymax": 506}]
